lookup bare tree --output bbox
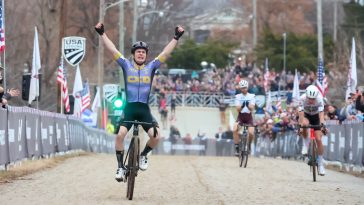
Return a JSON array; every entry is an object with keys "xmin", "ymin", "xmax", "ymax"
[{"xmin": 136, "ymin": 0, "xmax": 193, "ymax": 58}]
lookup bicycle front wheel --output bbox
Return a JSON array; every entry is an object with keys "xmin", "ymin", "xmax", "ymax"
[
  {"xmin": 126, "ymin": 138, "xmax": 139, "ymax": 200},
  {"xmin": 240, "ymin": 137, "xmax": 249, "ymax": 168},
  {"xmin": 310, "ymin": 139, "xmax": 317, "ymax": 182}
]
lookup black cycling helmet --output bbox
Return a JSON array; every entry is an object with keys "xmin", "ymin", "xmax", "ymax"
[{"xmin": 131, "ymin": 41, "xmax": 149, "ymax": 54}]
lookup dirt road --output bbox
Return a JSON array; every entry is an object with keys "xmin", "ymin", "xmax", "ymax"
[{"xmin": 1, "ymin": 154, "xmax": 363, "ymax": 205}]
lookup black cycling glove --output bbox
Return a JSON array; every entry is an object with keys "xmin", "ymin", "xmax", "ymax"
[
  {"xmin": 241, "ymin": 101, "xmax": 249, "ymax": 108},
  {"xmin": 95, "ymin": 24, "xmax": 105, "ymax": 36},
  {"xmin": 2, "ymin": 92, "xmax": 11, "ymax": 100},
  {"xmin": 174, "ymin": 26, "xmax": 184, "ymax": 40}
]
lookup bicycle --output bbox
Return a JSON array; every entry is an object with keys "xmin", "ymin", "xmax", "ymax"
[
  {"xmin": 238, "ymin": 124, "xmax": 256, "ymax": 168},
  {"xmin": 298, "ymin": 124, "xmax": 324, "ymax": 182},
  {"xmin": 122, "ymin": 120, "xmax": 153, "ymax": 200}
]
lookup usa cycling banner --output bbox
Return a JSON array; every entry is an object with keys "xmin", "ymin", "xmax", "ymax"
[{"xmin": 62, "ymin": 36, "xmax": 86, "ymax": 67}]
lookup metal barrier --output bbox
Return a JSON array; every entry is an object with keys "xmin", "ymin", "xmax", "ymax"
[
  {"xmin": 1, "ymin": 106, "xmax": 363, "ymax": 169},
  {"xmin": 153, "ymin": 120, "xmax": 364, "ymax": 168},
  {"xmin": 148, "ymin": 90, "xmax": 305, "ymax": 107},
  {"xmin": 0, "ymin": 106, "xmax": 115, "ymax": 168},
  {"xmin": 148, "ymin": 92, "xmax": 225, "ymax": 107}
]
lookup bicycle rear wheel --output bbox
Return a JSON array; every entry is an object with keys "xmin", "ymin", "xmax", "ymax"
[
  {"xmin": 126, "ymin": 138, "xmax": 139, "ymax": 200},
  {"xmin": 310, "ymin": 139, "xmax": 317, "ymax": 182},
  {"xmin": 239, "ymin": 137, "xmax": 249, "ymax": 168}
]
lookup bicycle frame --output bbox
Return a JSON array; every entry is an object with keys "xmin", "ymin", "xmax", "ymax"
[
  {"xmin": 238, "ymin": 124, "xmax": 256, "ymax": 168},
  {"xmin": 122, "ymin": 120, "xmax": 154, "ymax": 200},
  {"xmin": 299, "ymin": 124, "xmax": 321, "ymax": 182}
]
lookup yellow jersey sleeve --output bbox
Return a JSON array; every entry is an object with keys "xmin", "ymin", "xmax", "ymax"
[
  {"xmin": 156, "ymin": 55, "xmax": 166, "ymax": 63},
  {"xmin": 114, "ymin": 52, "xmax": 123, "ymax": 61}
]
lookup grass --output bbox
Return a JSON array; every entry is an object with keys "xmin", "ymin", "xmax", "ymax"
[{"xmin": 0, "ymin": 151, "xmax": 90, "ymax": 183}]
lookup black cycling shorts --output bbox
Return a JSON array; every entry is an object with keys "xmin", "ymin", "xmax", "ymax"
[
  {"xmin": 120, "ymin": 102, "xmax": 159, "ymax": 132},
  {"xmin": 304, "ymin": 113, "xmax": 320, "ymax": 130}
]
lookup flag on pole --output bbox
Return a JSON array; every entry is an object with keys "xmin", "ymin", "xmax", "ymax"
[
  {"xmin": 91, "ymin": 86, "xmax": 101, "ymax": 126},
  {"xmin": 102, "ymin": 106, "xmax": 108, "ymax": 129},
  {"xmin": 0, "ymin": 0, "xmax": 5, "ymax": 52},
  {"xmin": 263, "ymin": 57, "xmax": 270, "ymax": 93},
  {"xmin": 80, "ymin": 81, "xmax": 91, "ymax": 112},
  {"xmin": 73, "ymin": 65, "xmax": 84, "ymax": 117},
  {"xmin": 73, "ymin": 65, "xmax": 83, "ymax": 96},
  {"xmin": 292, "ymin": 69, "xmax": 300, "ymax": 105},
  {"xmin": 316, "ymin": 58, "xmax": 328, "ymax": 97},
  {"xmin": 28, "ymin": 27, "xmax": 41, "ymax": 105},
  {"xmin": 91, "ymin": 86, "xmax": 101, "ymax": 112},
  {"xmin": 345, "ymin": 37, "xmax": 357, "ymax": 100},
  {"xmin": 56, "ymin": 58, "xmax": 70, "ymax": 112}
]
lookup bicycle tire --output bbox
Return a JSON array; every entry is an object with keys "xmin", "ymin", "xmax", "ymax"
[
  {"xmin": 240, "ymin": 137, "xmax": 249, "ymax": 168},
  {"xmin": 311, "ymin": 139, "xmax": 317, "ymax": 182},
  {"xmin": 239, "ymin": 149, "xmax": 244, "ymax": 167},
  {"xmin": 127, "ymin": 138, "xmax": 138, "ymax": 200}
]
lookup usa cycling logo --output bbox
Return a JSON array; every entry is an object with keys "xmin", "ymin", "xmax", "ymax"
[{"xmin": 62, "ymin": 36, "xmax": 86, "ymax": 67}]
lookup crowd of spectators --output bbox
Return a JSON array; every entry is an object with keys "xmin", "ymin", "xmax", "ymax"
[
  {"xmin": 0, "ymin": 68, "xmax": 20, "ymax": 108},
  {"xmin": 255, "ymin": 88, "xmax": 364, "ymax": 142},
  {"xmin": 154, "ymin": 60, "xmax": 363, "ymax": 144},
  {"xmin": 152, "ymin": 61, "xmax": 343, "ymax": 97}
]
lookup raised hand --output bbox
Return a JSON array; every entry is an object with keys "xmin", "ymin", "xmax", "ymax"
[
  {"xmin": 95, "ymin": 23, "xmax": 105, "ymax": 36},
  {"xmin": 174, "ymin": 25, "xmax": 184, "ymax": 40},
  {"xmin": 7, "ymin": 88, "xmax": 20, "ymax": 97}
]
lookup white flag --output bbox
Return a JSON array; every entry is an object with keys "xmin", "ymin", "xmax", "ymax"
[
  {"xmin": 292, "ymin": 69, "xmax": 300, "ymax": 105},
  {"xmin": 73, "ymin": 97, "xmax": 82, "ymax": 118},
  {"xmin": 28, "ymin": 27, "xmax": 41, "ymax": 105},
  {"xmin": 91, "ymin": 86, "xmax": 101, "ymax": 112},
  {"xmin": 73, "ymin": 65, "xmax": 83, "ymax": 117},
  {"xmin": 73, "ymin": 65, "xmax": 83, "ymax": 96},
  {"xmin": 346, "ymin": 37, "xmax": 357, "ymax": 100}
]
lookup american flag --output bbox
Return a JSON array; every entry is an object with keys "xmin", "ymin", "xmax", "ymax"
[
  {"xmin": 0, "ymin": 0, "xmax": 5, "ymax": 52},
  {"xmin": 57, "ymin": 59, "xmax": 70, "ymax": 113},
  {"xmin": 263, "ymin": 57, "xmax": 270, "ymax": 93},
  {"xmin": 316, "ymin": 58, "xmax": 328, "ymax": 96},
  {"xmin": 80, "ymin": 81, "xmax": 91, "ymax": 112}
]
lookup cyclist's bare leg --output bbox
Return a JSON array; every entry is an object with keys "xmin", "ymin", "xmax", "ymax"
[
  {"xmin": 315, "ymin": 130, "xmax": 326, "ymax": 175},
  {"xmin": 248, "ymin": 127, "xmax": 255, "ymax": 150},
  {"xmin": 146, "ymin": 127, "xmax": 161, "ymax": 148},
  {"xmin": 115, "ymin": 126, "xmax": 128, "ymax": 171},
  {"xmin": 116, "ymin": 126, "xmax": 128, "ymax": 151},
  {"xmin": 139, "ymin": 127, "xmax": 161, "ymax": 157},
  {"xmin": 233, "ymin": 122, "xmax": 240, "ymax": 144},
  {"xmin": 314, "ymin": 130, "xmax": 324, "ymax": 155},
  {"xmin": 299, "ymin": 118, "xmax": 310, "ymax": 155},
  {"xmin": 233, "ymin": 122, "xmax": 240, "ymax": 155},
  {"xmin": 300, "ymin": 118, "xmax": 310, "ymax": 139}
]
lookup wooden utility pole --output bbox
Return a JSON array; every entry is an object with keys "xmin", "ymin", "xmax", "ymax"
[
  {"xmin": 252, "ymin": 0, "xmax": 257, "ymax": 49},
  {"xmin": 98, "ymin": 0, "xmax": 105, "ymax": 128},
  {"xmin": 57, "ymin": 0, "xmax": 67, "ymax": 113},
  {"xmin": 119, "ymin": 2, "xmax": 125, "ymax": 89},
  {"xmin": 317, "ymin": 0, "xmax": 323, "ymax": 59},
  {"xmin": 333, "ymin": 0, "xmax": 337, "ymax": 43}
]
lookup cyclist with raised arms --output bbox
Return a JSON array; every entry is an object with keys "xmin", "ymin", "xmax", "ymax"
[
  {"xmin": 95, "ymin": 22, "xmax": 184, "ymax": 182},
  {"xmin": 233, "ymin": 80, "xmax": 256, "ymax": 156},
  {"xmin": 298, "ymin": 85, "xmax": 327, "ymax": 176}
]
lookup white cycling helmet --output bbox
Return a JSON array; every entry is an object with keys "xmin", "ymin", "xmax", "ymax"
[
  {"xmin": 306, "ymin": 85, "xmax": 319, "ymax": 99},
  {"xmin": 238, "ymin": 80, "xmax": 249, "ymax": 88}
]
